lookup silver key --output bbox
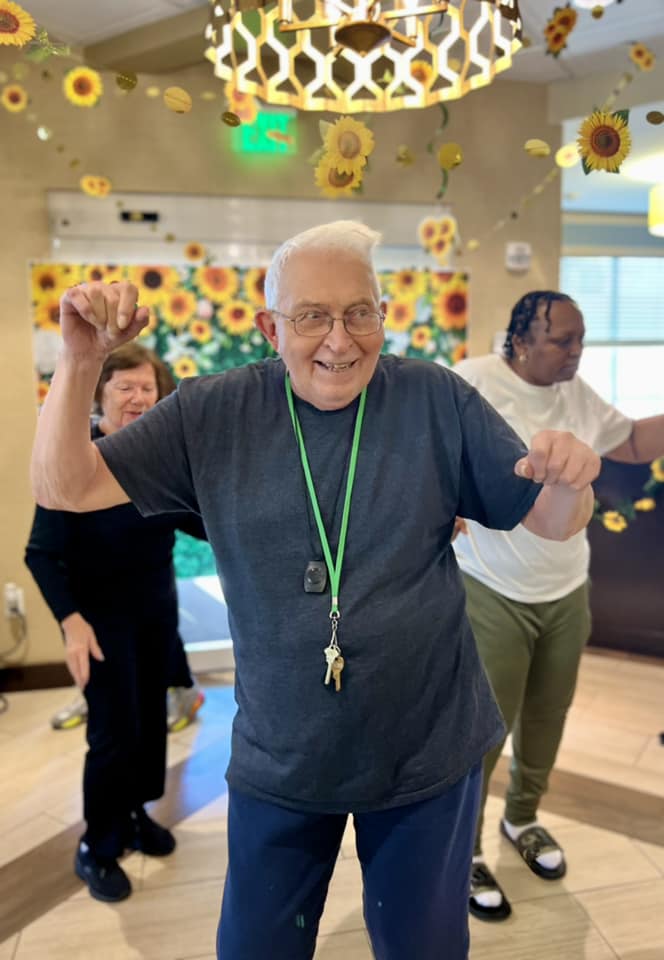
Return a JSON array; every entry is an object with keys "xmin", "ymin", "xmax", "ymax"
[{"xmin": 323, "ymin": 644, "xmax": 338, "ymax": 685}]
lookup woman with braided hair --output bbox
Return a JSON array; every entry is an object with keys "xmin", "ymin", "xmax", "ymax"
[{"xmin": 453, "ymin": 290, "xmax": 664, "ymax": 922}]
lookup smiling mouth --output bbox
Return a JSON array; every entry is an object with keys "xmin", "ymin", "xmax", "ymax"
[{"xmin": 315, "ymin": 360, "xmax": 358, "ymax": 372}]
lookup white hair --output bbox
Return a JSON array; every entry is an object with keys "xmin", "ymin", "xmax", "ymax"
[{"xmin": 264, "ymin": 220, "xmax": 382, "ymax": 309}]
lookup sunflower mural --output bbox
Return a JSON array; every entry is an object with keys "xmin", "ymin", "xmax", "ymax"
[{"xmin": 30, "ymin": 262, "xmax": 467, "ymax": 570}]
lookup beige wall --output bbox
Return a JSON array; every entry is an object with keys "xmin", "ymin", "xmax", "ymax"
[{"xmin": 0, "ymin": 55, "xmax": 561, "ymax": 667}]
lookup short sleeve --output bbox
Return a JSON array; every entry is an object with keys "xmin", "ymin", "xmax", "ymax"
[
  {"xmin": 96, "ymin": 389, "xmax": 200, "ymax": 517},
  {"xmin": 576, "ymin": 378, "xmax": 633, "ymax": 455},
  {"xmin": 456, "ymin": 384, "xmax": 541, "ymax": 529}
]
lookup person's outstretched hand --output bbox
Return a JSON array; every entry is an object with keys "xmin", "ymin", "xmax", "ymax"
[
  {"xmin": 59, "ymin": 281, "xmax": 150, "ymax": 360},
  {"xmin": 61, "ymin": 612, "xmax": 105, "ymax": 689},
  {"xmin": 514, "ymin": 430, "xmax": 600, "ymax": 490}
]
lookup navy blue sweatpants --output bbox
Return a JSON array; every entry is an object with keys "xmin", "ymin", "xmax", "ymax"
[{"xmin": 217, "ymin": 763, "xmax": 480, "ymax": 960}]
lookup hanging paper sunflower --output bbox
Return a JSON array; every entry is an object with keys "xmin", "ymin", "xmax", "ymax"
[
  {"xmin": 1, "ymin": 82, "xmax": 27, "ymax": 112},
  {"xmin": 173, "ymin": 356, "xmax": 198, "ymax": 379},
  {"xmin": 577, "ymin": 109, "xmax": 631, "ymax": 174},
  {"xmin": 161, "ymin": 289, "xmax": 198, "ymax": 329},
  {"xmin": 0, "ymin": 1, "xmax": 36, "ymax": 46},
  {"xmin": 184, "ymin": 242, "xmax": 206, "ymax": 262},
  {"xmin": 418, "ymin": 218, "xmax": 440, "ymax": 249},
  {"xmin": 194, "ymin": 266, "xmax": 239, "ymax": 304},
  {"xmin": 64, "ymin": 67, "xmax": 103, "ymax": 107},
  {"xmin": 314, "ymin": 154, "xmax": 361, "ymax": 199},
  {"xmin": 384, "ymin": 300, "xmax": 416, "ymax": 333},
  {"xmin": 323, "ymin": 116, "xmax": 374, "ymax": 176},
  {"xmin": 430, "ymin": 236, "xmax": 454, "ymax": 266},
  {"xmin": 128, "ymin": 266, "xmax": 179, "ymax": 306},
  {"xmin": 545, "ymin": 27, "xmax": 568, "ymax": 57},
  {"xmin": 433, "ymin": 274, "xmax": 468, "ymax": 331},
  {"xmin": 553, "ymin": 4, "xmax": 577, "ymax": 33},
  {"xmin": 79, "ymin": 174, "xmax": 112, "ymax": 197},
  {"xmin": 629, "ymin": 42, "xmax": 655, "ymax": 72},
  {"xmin": 220, "ymin": 300, "xmax": 255, "ymax": 336},
  {"xmin": 410, "ymin": 60, "xmax": 433, "ymax": 86},
  {"xmin": 385, "ymin": 269, "xmax": 427, "ymax": 301}
]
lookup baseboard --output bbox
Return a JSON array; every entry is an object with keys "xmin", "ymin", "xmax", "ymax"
[{"xmin": 0, "ymin": 662, "xmax": 72, "ymax": 692}]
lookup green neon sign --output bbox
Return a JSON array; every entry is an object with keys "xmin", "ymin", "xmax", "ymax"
[{"xmin": 231, "ymin": 110, "xmax": 297, "ymax": 154}]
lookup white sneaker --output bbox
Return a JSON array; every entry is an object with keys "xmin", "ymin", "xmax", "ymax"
[
  {"xmin": 51, "ymin": 694, "xmax": 88, "ymax": 730},
  {"xmin": 167, "ymin": 684, "xmax": 205, "ymax": 733}
]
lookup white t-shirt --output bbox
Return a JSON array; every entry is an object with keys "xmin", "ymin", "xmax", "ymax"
[{"xmin": 453, "ymin": 354, "xmax": 633, "ymax": 602}]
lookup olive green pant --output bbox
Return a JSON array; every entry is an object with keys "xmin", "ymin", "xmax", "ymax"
[{"xmin": 462, "ymin": 574, "xmax": 591, "ymax": 855}]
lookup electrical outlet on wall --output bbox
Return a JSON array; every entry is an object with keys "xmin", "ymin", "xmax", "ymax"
[{"xmin": 4, "ymin": 583, "xmax": 25, "ymax": 618}]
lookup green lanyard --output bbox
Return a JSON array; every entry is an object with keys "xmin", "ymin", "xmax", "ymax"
[{"xmin": 285, "ymin": 373, "xmax": 367, "ymax": 691}]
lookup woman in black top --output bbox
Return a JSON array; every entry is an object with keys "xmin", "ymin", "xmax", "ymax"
[{"xmin": 25, "ymin": 343, "xmax": 207, "ymax": 903}]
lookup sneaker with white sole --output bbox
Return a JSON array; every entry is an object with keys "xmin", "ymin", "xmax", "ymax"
[
  {"xmin": 51, "ymin": 694, "xmax": 88, "ymax": 731},
  {"xmin": 167, "ymin": 684, "xmax": 205, "ymax": 733}
]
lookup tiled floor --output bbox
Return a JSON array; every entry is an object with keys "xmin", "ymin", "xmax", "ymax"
[{"xmin": 1, "ymin": 649, "xmax": 663, "ymax": 958}]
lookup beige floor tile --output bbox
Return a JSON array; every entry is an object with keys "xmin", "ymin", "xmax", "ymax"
[
  {"xmin": 634, "ymin": 735, "xmax": 664, "ymax": 777},
  {"xmin": 142, "ymin": 821, "xmax": 227, "ymax": 889},
  {"xmin": 0, "ymin": 934, "xmax": 19, "ymax": 959},
  {"xmin": 0, "ymin": 813, "xmax": 69, "ymax": 869},
  {"xmin": 550, "ymin": 749, "xmax": 664, "ymax": 799},
  {"xmin": 314, "ymin": 929, "xmax": 373, "ymax": 959},
  {"xmin": 184, "ymin": 793, "xmax": 229, "ymax": 825},
  {"xmin": 635, "ymin": 840, "xmax": 664, "ymax": 876},
  {"xmin": 577, "ymin": 878, "xmax": 664, "ymax": 960},
  {"xmin": 559, "ymin": 714, "xmax": 650, "ymax": 768},
  {"xmin": 469, "ymin": 893, "xmax": 617, "ymax": 959},
  {"xmin": 318, "ymin": 857, "xmax": 366, "ymax": 937},
  {"xmin": 14, "ymin": 877, "xmax": 221, "ymax": 960},
  {"xmin": 0, "ymin": 688, "xmax": 80, "ymax": 736}
]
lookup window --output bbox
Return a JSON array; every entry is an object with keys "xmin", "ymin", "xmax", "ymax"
[{"xmin": 560, "ymin": 256, "xmax": 664, "ymax": 418}]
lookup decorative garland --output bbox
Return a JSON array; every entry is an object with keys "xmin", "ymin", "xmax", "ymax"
[{"xmin": 594, "ymin": 457, "xmax": 664, "ymax": 533}]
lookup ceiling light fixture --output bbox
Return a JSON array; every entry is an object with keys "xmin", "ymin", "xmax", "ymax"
[{"xmin": 205, "ymin": 0, "xmax": 523, "ymax": 114}]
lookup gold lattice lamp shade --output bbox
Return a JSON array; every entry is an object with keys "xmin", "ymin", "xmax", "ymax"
[
  {"xmin": 205, "ymin": 0, "xmax": 522, "ymax": 113},
  {"xmin": 648, "ymin": 184, "xmax": 664, "ymax": 238}
]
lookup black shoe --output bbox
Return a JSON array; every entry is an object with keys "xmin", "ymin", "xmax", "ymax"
[
  {"xmin": 75, "ymin": 843, "xmax": 131, "ymax": 902},
  {"xmin": 127, "ymin": 807, "xmax": 176, "ymax": 856}
]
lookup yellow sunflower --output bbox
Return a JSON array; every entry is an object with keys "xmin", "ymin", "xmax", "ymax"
[
  {"xmin": 577, "ymin": 109, "xmax": 631, "ymax": 174},
  {"xmin": 36, "ymin": 379, "xmax": 50, "ymax": 405},
  {"xmin": 629, "ymin": 43, "xmax": 655, "ymax": 71},
  {"xmin": 410, "ymin": 60, "xmax": 433, "ymax": 86},
  {"xmin": 651, "ymin": 457, "xmax": 664, "ymax": 482},
  {"xmin": 384, "ymin": 300, "xmax": 416, "ymax": 333},
  {"xmin": 34, "ymin": 296, "xmax": 62, "ymax": 334},
  {"xmin": 633, "ymin": 498, "xmax": 656, "ymax": 512},
  {"xmin": 553, "ymin": 5, "xmax": 577, "ymax": 32},
  {"xmin": 80, "ymin": 175, "xmax": 113, "ymax": 197},
  {"xmin": 221, "ymin": 300, "xmax": 255, "ymax": 336},
  {"xmin": 418, "ymin": 218, "xmax": 440, "ymax": 249},
  {"xmin": 431, "ymin": 236, "xmax": 453, "ymax": 266},
  {"xmin": 161, "ymin": 289, "xmax": 198, "ymax": 329},
  {"xmin": 64, "ymin": 67, "xmax": 104, "ymax": 107},
  {"xmin": 602, "ymin": 510, "xmax": 628, "ymax": 533},
  {"xmin": 82, "ymin": 264, "xmax": 124, "ymax": 285},
  {"xmin": 410, "ymin": 325, "xmax": 432, "ymax": 350},
  {"xmin": 314, "ymin": 154, "xmax": 361, "ymax": 199},
  {"xmin": 385, "ymin": 270, "xmax": 427, "ymax": 301},
  {"xmin": 545, "ymin": 27, "xmax": 568, "ymax": 57},
  {"xmin": 452, "ymin": 342, "xmax": 467, "ymax": 364},
  {"xmin": 31, "ymin": 263, "xmax": 69, "ymax": 300},
  {"xmin": 243, "ymin": 267, "xmax": 266, "ymax": 307},
  {"xmin": 1, "ymin": 82, "xmax": 27, "ymax": 112},
  {"xmin": 128, "ymin": 266, "xmax": 179, "ymax": 306},
  {"xmin": 0, "ymin": 1, "xmax": 35, "ymax": 46},
  {"xmin": 434, "ymin": 274, "xmax": 468, "ymax": 331},
  {"xmin": 323, "ymin": 116, "xmax": 375, "ymax": 175},
  {"xmin": 195, "ymin": 266, "xmax": 239, "ymax": 304},
  {"xmin": 189, "ymin": 319, "xmax": 213, "ymax": 343},
  {"xmin": 173, "ymin": 356, "xmax": 198, "ymax": 379},
  {"xmin": 185, "ymin": 242, "xmax": 206, "ymax": 262}
]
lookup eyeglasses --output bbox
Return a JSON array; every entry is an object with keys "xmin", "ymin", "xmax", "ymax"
[{"xmin": 272, "ymin": 307, "xmax": 384, "ymax": 338}]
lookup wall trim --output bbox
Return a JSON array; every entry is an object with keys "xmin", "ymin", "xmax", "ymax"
[{"xmin": 0, "ymin": 662, "xmax": 71, "ymax": 692}]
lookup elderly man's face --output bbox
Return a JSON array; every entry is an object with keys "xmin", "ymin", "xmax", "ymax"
[{"xmin": 256, "ymin": 248, "xmax": 385, "ymax": 411}]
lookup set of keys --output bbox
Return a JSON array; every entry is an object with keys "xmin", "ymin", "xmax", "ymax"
[{"xmin": 324, "ymin": 643, "xmax": 345, "ymax": 692}]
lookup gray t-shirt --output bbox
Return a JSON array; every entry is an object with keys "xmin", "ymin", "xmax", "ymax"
[{"xmin": 97, "ymin": 354, "xmax": 540, "ymax": 813}]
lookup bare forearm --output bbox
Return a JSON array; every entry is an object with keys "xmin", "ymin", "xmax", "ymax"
[
  {"xmin": 30, "ymin": 351, "xmax": 102, "ymax": 509},
  {"xmin": 522, "ymin": 484, "xmax": 594, "ymax": 541},
  {"xmin": 608, "ymin": 415, "xmax": 664, "ymax": 463}
]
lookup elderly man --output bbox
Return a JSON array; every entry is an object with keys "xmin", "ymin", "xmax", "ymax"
[{"xmin": 32, "ymin": 221, "xmax": 600, "ymax": 960}]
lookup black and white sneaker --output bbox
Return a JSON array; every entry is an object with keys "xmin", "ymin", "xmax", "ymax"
[{"xmin": 75, "ymin": 842, "xmax": 131, "ymax": 902}]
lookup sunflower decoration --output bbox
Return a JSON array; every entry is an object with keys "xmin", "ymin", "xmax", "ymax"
[
  {"xmin": 220, "ymin": 300, "xmax": 255, "ymax": 337},
  {"xmin": 36, "ymin": 379, "xmax": 50, "ymax": 405},
  {"xmin": 634, "ymin": 497, "xmax": 656, "ymax": 512},
  {"xmin": 410, "ymin": 325, "xmax": 432, "ymax": 351},
  {"xmin": 64, "ymin": 66, "xmax": 103, "ymax": 107},
  {"xmin": 184, "ymin": 242, "xmax": 207, "ymax": 262},
  {"xmin": 410, "ymin": 59, "xmax": 433, "ymax": 88},
  {"xmin": 430, "ymin": 235, "xmax": 455, "ymax": 267},
  {"xmin": 433, "ymin": 273, "xmax": 468, "ymax": 332},
  {"xmin": 0, "ymin": 1, "xmax": 35, "ymax": 46},
  {"xmin": 34, "ymin": 295, "xmax": 62, "ymax": 333},
  {"xmin": 593, "ymin": 456, "xmax": 663, "ymax": 531},
  {"xmin": 243, "ymin": 267, "xmax": 266, "ymax": 307},
  {"xmin": 323, "ymin": 116, "xmax": 374, "ymax": 176},
  {"xmin": 31, "ymin": 263, "xmax": 70, "ymax": 300},
  {"xmin": 195, "ymin": 265, "xmax": 239, "ymax": 304},
  {"xmin": 1, "ymin": 82, "xmax": 27, "ymax": 111},
  {"xmin": 224, "ymin": 80, "xmax": 258, "ymax": 125},
  {"xmin": 451, "ymin": 342, "xmax": 467, "ymax": 365},
  {"xmin": 314, "ymin": 155, "xmax": 361, "ymax": 199},
  {"xmin": 384, "ymin": 299, "xmax": 416, "ymax": 333},
  {"xmin": 418, "ymin": 218, "xmax": 440, "ymax": 250},
  {"xmin": 128, "ymin": 266, "xmax": 180, "ymax": 306},
  {"xmin": 577, "ymin": 109, "xmax": 631, "ymax": 174},
  {"xmin": 629, "ymin": 42, "xmax": 655, "ymax": 72},
  {"xmin": 189, "ymin": 319, "xmax": 213, "ymax": 344},
  {"xmin": 601, "ymin": 510, "xmax": 628, "ymax": 533},
  {"xmin": 385, "ymin": 269, "xmax": 427, "ymax": 301},
  {"xmin": 651, "ymin": 457, "xmax": 664, "ymax": 483},
  {"xmin": 173, "ymin": 356, "xmax": 198, "ymax": 380},
  {"xmin": 161, "ymin": 289, "xmax": 198, "ymax": 329},
  {"xmin": 80, "ymin": 175, "xmax": 113, "ymax": 197},
  {"xmin": 82, "ymin": 264, "xmax": 123, "ymax": 284},
  {"xmin": 543, "ymin": 5, "xmax": 577, "ymax": 58}
]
